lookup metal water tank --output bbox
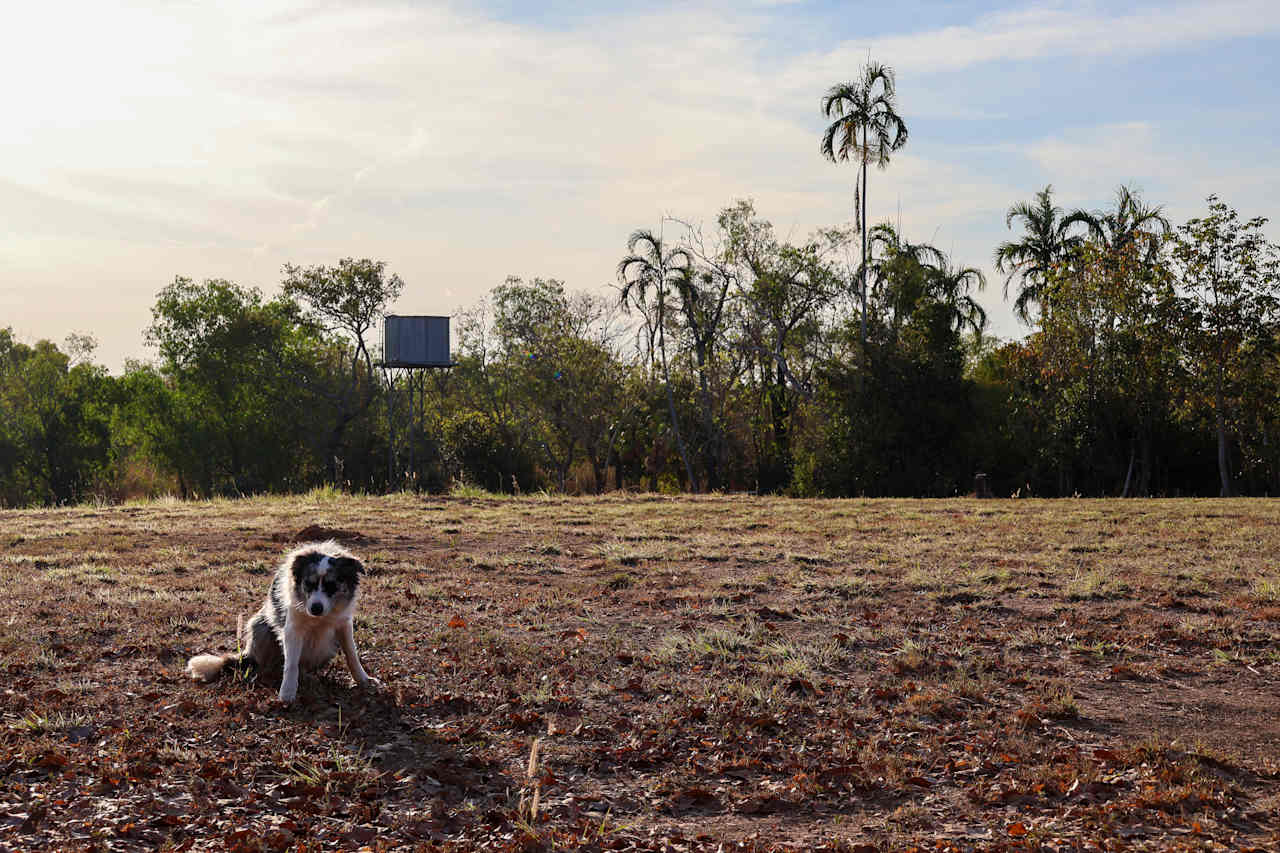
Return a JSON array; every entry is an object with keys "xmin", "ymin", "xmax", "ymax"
[{"xmin": 382, "ymin": 315, "xmax": 451, "ymax": 367}]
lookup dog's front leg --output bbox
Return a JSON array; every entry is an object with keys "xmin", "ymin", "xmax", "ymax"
[
  {"xmin": 278, "ymin": 623, "xmax": 303, "ymax": 703},
  {"xmin": 339, "ymin": 618, "xmax": 375, "ymax": 688}
]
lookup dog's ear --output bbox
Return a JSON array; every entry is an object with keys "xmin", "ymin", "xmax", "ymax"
[
  {"xmin": 333, "ymin": 555, "xmax": 365, "ymax": 580},
  {"xmin": 289, "ymin": 550, "xmax": 320, "ymax": 583}
]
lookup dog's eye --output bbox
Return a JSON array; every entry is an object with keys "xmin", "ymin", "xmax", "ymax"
[{"xmin": 323, "ymin": 581, "xmax": 337, "ymax": 596}]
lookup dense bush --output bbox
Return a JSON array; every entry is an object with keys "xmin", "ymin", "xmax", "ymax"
[{"xmin": 2, "ymin": 191, "xmax": 1277, "ymax": 506}]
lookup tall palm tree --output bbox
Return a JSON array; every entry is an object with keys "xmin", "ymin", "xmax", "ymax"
[
  {"xmin": 869, "ymin": 223, "xmax": 986, "ymax": 335},
  {"xmin": 617, "ymin": 229, "xmax": 698, "ymax": 492},
  {"xmin": 821, "ymin": 61, "xmax": 909, "ymax": 355},
  {"xmin": 1065, "ymin": 184, "xmax": 1170, "ymax": 259},
  {"xmin": 1066, "ymin": 186, "xmax": 1172, "ymax": 497},
  {"xmin": 994, "ymin": 185, "xmax": 1084, "ymax": 323},
  {"xmin": 866, "ymin": 222, "xmax": 944, "ymax": 328},
  {"xmin": 868, "ymin": 222, "xmax": 946, "ymax": 267},
  {"xmin": 927, "ymin": 259, "xmax": 988, "ymax": 336},
  {"xmin": 868, "ymin": 222, "xmax": 946, "ymax": 278}
]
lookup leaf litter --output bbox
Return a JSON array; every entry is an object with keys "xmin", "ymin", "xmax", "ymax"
[{"xmin": 0, "ymin": 494, "xmax": 1277, "ymax": 850}]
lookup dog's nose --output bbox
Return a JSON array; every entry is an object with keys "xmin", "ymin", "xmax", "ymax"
[{"xmin": 309, "ymin": 602, "xmax": 323, "ymax": 616}]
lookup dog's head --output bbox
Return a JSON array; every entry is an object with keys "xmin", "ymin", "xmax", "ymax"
[{"xmin": 288, "ymin": 542, "xmax": 364, "ymax": 618}]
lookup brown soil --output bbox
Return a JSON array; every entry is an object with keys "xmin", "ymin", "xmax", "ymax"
[{"xmin": 1, "ymin": 494, "xmax": 1277, "ymax": 851}]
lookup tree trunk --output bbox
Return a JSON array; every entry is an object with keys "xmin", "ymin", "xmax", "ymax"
[
  {"xmin": 695, "ymin": 346, "xmax": 720, "ymax": 492},
  {"xmin": 766, "ymin": 347, "xmax": 793, "ymax": 489},
  {"xmin": 1216, "ymin": 366, "xmax": 1234, "ymax": 497},
  {"xmin": 1138, "ymin": 430, "xmax": 1152, "ymax": 497},
  {"xmin": 386, "ymin": 378, "xmax": 395, "ymax": 492},
  {"xmin": 1121, "ymin": 445, "xmax": 1135, "ymax": 498},
  {"xmin": 860, "ymin": 153, "xmax": 869, "ymax": 357},
  {"xmin": 664, "ymin": 375, "xmax": 695, "ymax": 492},
  {"xmin": 588, "ymin": 454, "xmax": 604, "ymax": 494},
  {"xmin": 658, "ymin": 312, "xmax": 698, "ymax": 493},
  {"xmin": 599, "ymin": 422, "xmax": 620, "ymax": 494},
  {"xmin": 1216, "ymin": 409, "xmax": 1233, "ymax": 497},
  {"xmin": 326, "ymin": 414, "xmax": 354, "ymax": 484}
]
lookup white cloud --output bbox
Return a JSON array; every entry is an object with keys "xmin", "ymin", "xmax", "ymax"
[
  {"xmin": 1014, "ymin": 119, "xmax": 1280, "ymax": 228},
  {"xmin": 797, "ymin": 0, "xmax": 1280, "ymax": 81},
  {"xmin": 1, "ymin": 1, "xmax": 1277, "ymax": 366}
]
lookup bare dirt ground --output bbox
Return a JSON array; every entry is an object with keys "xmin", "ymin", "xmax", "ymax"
[{"xmin": 1, "ymin": 493, "xmax": 1278, "ymax": 851}]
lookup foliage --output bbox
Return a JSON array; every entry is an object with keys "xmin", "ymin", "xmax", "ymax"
[
  {"xmin": 821, "ymin": 60, "xmax": 908, "ymax": 353},
  {"xmin": 4, "ymin": 190, "xmax": 1280, "ymax": 504},
  {"xmin": 994, "ymin": 185, "xmax": 1085, "ymax": 323},
  {"xmin": 280, "ymin": 258, "xmax": 403, "ymax": 483},
  {"xmin": 0, "ymin": 330, "xmax": 116, "ymax": 505},
  {"xmin": 1170, "ymin": 197, "xmax": 1280, "ymax": 495},
  {"xmin": 136, "ymin": 277, "xmax": 334, "ymax": 496},
  {"xmin": 493, "ymin": 277, "xmax": 624, "ymax": 492},
  {"xmin": 281, "ymin": 257, "xmax": 404, "ymax": 374},
  {"xmin": 618, "ymin": 229, "xmax": 700, "ymax": 490},
  {"xmin": 796, "ymin": 296, "xmax": 974, "ymax": 497}
]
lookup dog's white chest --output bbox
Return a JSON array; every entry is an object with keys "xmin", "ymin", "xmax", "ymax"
[{"xmin": 293, "ymin": 620, "xmax": 341, "ymax": 671}]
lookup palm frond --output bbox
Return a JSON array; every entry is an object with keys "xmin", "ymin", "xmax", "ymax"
[
  {"xmin": 821, "ymin": 84, "xmax": 856, "ymax": 117},
  {"xmin": 820, "ymin": 119, "xmax": 853, "ymax": 163},
  {"xmin": 956, "ymin": 266, "xmax": 987, "ymax": 291},
  {"xmin": 626, "ymin": 229, "xmax": 660, "ymax": 256},
  {"xmin": 861, "ymin": 61, "xmax": 895, "ymax": 96},
  {"xmin": 1063, "ymin": 209, "xmax": 1104, "ymax": 243},
  {"xmin": 962, "ymin": 296, "xmax": 988, "ymax": 334},
  {"xmin": 993, "ymin": 240, "xmax": 1027, "ymax": 273},
  {"xmin": 819, "ymin": 61, "xmax": 907, "ymax": 171},
  {"xmin": 1004, "ymin": 200, "xmax": 1038, "ymax": 230}
]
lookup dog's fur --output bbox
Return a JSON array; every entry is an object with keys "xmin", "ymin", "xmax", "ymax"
[{"xmin": 185, "ymin": 540, "xmax": 375, "ymax": 703}]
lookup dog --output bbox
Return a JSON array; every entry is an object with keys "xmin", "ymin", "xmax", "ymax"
[{"xmin": 185, "ymin": 540, "xmax": 376, "ymax": 703}]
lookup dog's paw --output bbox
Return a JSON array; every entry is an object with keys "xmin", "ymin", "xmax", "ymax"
[
  {"xmin": 359, "ymin": 676, "xmax": 382, "ymax": 690},
  {"xmin": 277, "ymin": 688, "xmax": 297, "ymax": 704}
]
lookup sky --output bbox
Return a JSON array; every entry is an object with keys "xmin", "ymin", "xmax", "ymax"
[{"xmin": 2, "ymin": 0, "xmax": 1278, "ymax": 371}]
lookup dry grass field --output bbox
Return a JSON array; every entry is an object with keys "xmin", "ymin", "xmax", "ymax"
[{"xmin": 1, "ymin": 492, "xmax": 1278, "ymax": 851}]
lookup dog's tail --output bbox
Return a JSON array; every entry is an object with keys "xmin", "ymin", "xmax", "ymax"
[
  {"xmin": 186, "ymin": 613, "xmax": 253, "ymax": 683},
  {"xmin": 186, "ymin": 653, "xmax": 239, "ymax": 682}
]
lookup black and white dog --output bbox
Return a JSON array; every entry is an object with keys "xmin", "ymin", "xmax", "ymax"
[{"xmin": 186, "ymin": 540, "xmax": 376, "ymax": 703}]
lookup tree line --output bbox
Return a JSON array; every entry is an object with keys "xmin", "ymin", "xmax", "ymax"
[
  {"xmin": 2, "ymin": 186, "xmax": 1276, "ymax": 507},
  {"xmin": 4, "ymin": 62, "xmax": 1278, "ymax": 506}
]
